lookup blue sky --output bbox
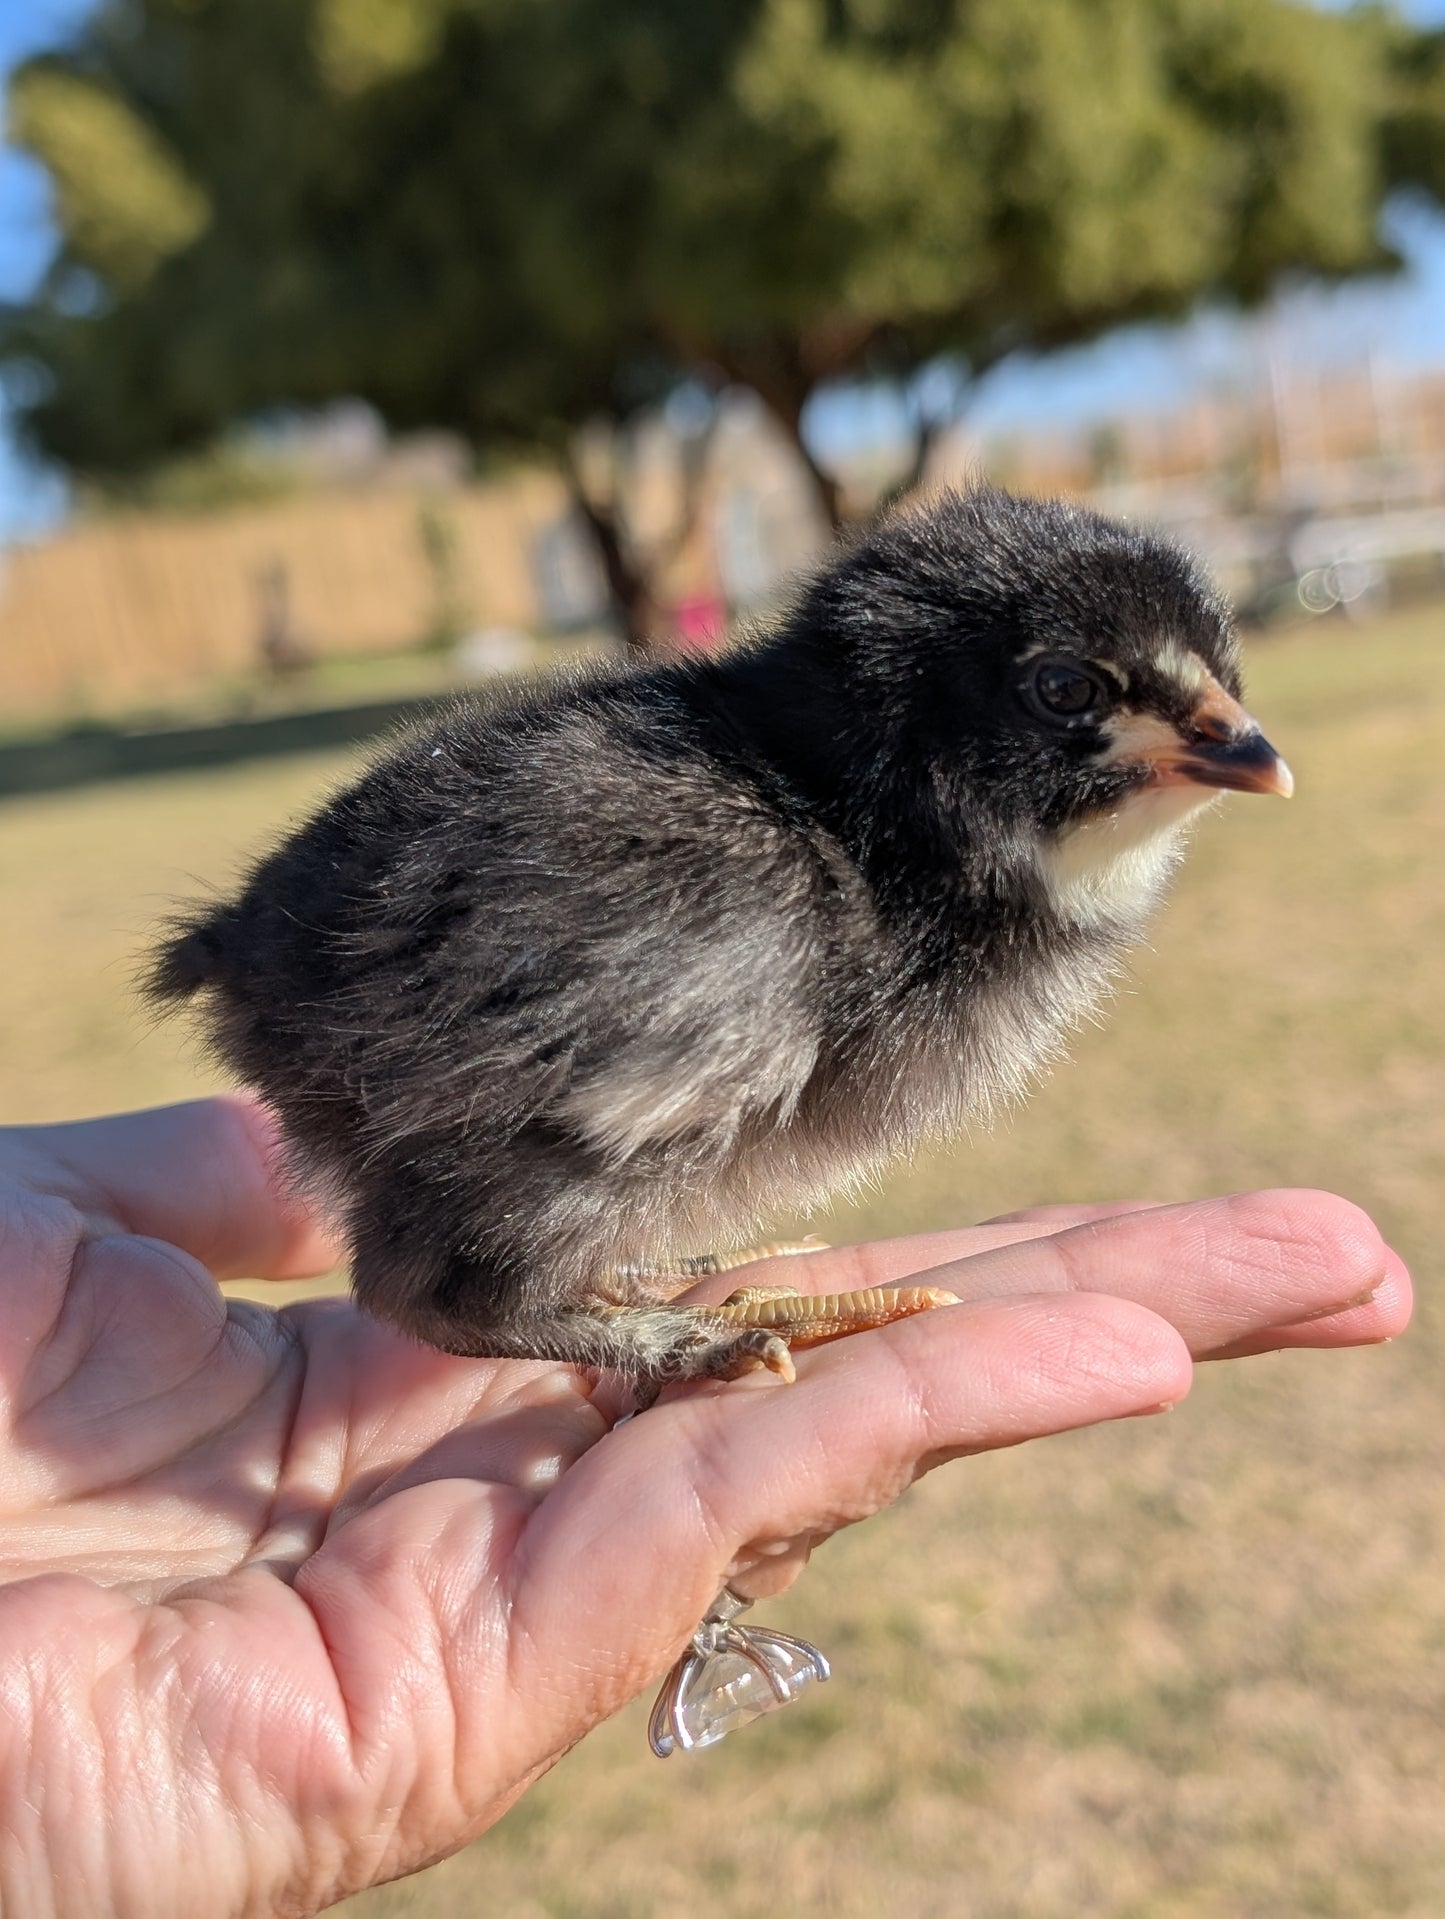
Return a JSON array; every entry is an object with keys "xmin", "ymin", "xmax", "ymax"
[
  {"xmin": 0, "ymin": 0, "xmax": 92, "ymax": 539},
  {"xmin": 5, "ymin": 0, "xmax": 1445, "ymax": 540}
]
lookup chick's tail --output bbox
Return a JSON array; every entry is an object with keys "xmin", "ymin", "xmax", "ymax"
[{"xmin": 145, "ymin": 904, "xmax": 243, "ymax": 1003}]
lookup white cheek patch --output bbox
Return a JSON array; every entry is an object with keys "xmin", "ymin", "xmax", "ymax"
[
  {"xmin": 1097, "ymin": 708, "xmax": 1181, "ymax": 769},
  {"xmin": 1037, "ymin": 783, "xmax": 1220, "ymax": 928}
]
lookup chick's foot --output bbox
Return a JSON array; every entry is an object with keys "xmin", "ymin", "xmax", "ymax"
[
  {"xmin": 708, "ymin": 1283, "xmax": 958, "ymax": 1350},
  {"xmin": 635, "ymin": 1284, "xmax": 957, "ymax": 1406}
]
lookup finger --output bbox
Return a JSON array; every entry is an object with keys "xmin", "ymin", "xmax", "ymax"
[
  {"xmin": 724, "ymin": 1531, "xmax": 815, "ymax": 1601},
  {"xmin": 504, "ymin": 1291, "xmax": 1191, "ymax": 1741},
  {"xmin": 681, "ymin": 1212, "xmax": 1158, "ymax": 1303},
  {"xmin": 9, "ymin": 1097, "xmax": 342, "ymax": 1281},
  {"xmin": 977, "ymin": 1199, "xmax": 1163, "ymax": 1228},
  {"xmin": 736, "ymin": 1190, "xmax": 1396, "ymax": 1358},
  {"xmin": 1199, "ymin": 1246, "xmax": 1412, "ymax": 1359},
  {"xmin": 943, "ymin": 1190, "xmax": 1398, "ymax": 1354}
]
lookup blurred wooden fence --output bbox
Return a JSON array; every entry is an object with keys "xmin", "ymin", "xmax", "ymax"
[{"xmin": 0, "ymin": 471, "xmax": 571, "ymax": 718}]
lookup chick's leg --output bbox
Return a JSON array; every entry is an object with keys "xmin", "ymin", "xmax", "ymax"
[
  {"xmin": 597, "ymin": 1240, "xmax": 956, "ymax": 1389},
  {"xmin": 352, "ymin": 1194, "xmax": 951, "ymax": 1392},
  {"xmin": 705, "ymin": 1285, "xmax": 959, "ymax": 1352},
  {"xmin": 670, "ymin": 1236, "xmax": 831, "ymax": 1279},
  {"xmin": 629, "ymin": 1285, "xmax": 959, "ymax": 1406},
  {"xmin": 399, "ymin": 1295, "xmax": 798, "ymax": 1384},
  {"xmin": 400, "ymin": 1288, "xmax": 955, "ymax": 1395},
  {"xmin": 588, "ymin": 1285, "xmax": 960, "ymax": 1386},
  {"xmin": 610, "ymin": 1236, "xmax": 829, "ymax": 1300}
]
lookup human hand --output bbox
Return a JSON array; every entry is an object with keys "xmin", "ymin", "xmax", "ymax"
[{"xmin": 0, "ymin": 1099, "xmax": 1410, "ymax": 1917}]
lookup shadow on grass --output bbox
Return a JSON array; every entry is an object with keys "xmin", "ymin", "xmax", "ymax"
[{"xmin": 0, "ymin": 695, "xmax": 450, "ymax": 801}]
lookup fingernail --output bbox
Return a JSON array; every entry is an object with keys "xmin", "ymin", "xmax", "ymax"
[{"xmin": 1293, "ymin": 1283, "xmax": 1381, "ymax": 1324}]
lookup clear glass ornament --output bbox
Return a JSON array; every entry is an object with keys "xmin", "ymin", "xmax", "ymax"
[{"xmin": 648, "ymin": 1588, "xmax": 831, "ymax": 1756}]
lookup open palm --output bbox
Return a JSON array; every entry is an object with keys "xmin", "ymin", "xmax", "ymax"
[{"xmin": 0, "ymin": 1097, "xmax": 1410, "ymax": 1918}]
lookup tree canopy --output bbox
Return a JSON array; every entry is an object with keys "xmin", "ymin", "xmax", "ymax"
[{"xmin": 4, "ymin": 0, "xmax": 1441, "ymax": 643}]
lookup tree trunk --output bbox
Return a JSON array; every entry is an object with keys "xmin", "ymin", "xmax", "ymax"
[
  {"xmin": 764, "ymin": 389, "xmax": 846, "ymax": 532},
  {"xmin": 798, "ymin": 438, "xmax": 846, "ymax": 531},
  {"xmin": 563, "ymin": 465, "xmax": 666, "ymax": 658},
  {"xmin": 703, "ymin": 340, "xmax": 850, "ymax": 533}
]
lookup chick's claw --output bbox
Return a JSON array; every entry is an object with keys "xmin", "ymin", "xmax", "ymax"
[{"xmin": 703, "ymin": 1328, "xmax": 797, "ymax": 1384}]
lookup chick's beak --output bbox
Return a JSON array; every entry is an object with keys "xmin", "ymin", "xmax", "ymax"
[{"xmin": 1138, "ymin": 679, "xmax": 1293, "ymax": 799}]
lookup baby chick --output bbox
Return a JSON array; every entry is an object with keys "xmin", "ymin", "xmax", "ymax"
[{"xmin": 149, "ymin": 486, "xmax": 1290, "ymax": 1391}]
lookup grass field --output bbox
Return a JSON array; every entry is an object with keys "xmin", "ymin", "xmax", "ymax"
[{"xmin": 3, "ymin": 605, "xmax": 1444, "ymax": 1916}]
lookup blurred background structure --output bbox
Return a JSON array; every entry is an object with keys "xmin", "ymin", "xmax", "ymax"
[
  {"xmin": 9, "ymin": 0, "xmax": 1445, "ymax": 721},
  {"xmin": 3, "ymin": 3, "xmax": 1445, "ymax": 1916}
]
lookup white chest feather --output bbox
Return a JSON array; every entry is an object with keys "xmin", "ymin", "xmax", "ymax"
[{"xmin": 1036, "ymin": 784, "xmax": 1220, "ymax": 930}]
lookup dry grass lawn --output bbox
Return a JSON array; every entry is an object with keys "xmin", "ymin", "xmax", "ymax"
[{"xmin": 2, "ymin": 604, "xmax": 1443, "ymax": 1916}]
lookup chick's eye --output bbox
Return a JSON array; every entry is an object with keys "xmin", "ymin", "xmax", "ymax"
[{"xmin": 1031, "ymin": 661, "xmax": 1103, "ymax": 718}]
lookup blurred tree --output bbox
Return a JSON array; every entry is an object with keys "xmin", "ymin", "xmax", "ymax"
[
  {"xmin": 1382, "ymin": 19, "xmax": 1445, "ymax": 200},
  {"xmin": 416, "ymin": 496, "xmax": 469, "ymax": 652},
  {"xmin": 2, "ymin": 0, "xmax": 1436, "ymax": 650}
]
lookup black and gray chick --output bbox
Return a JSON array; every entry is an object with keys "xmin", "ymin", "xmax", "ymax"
[{"xmin": 149, "ymin": 486, "xmax": 1291, "ymax": 1390}]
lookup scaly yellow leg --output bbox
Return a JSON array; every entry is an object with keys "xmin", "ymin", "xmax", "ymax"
[
  {"xmin": 709, "ymin": 1284, "xmax": 958, "ymax": 1351},
  {"xmin": 670, "ymin": 1236, "xmax": 831, "ymax": 1278}
]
